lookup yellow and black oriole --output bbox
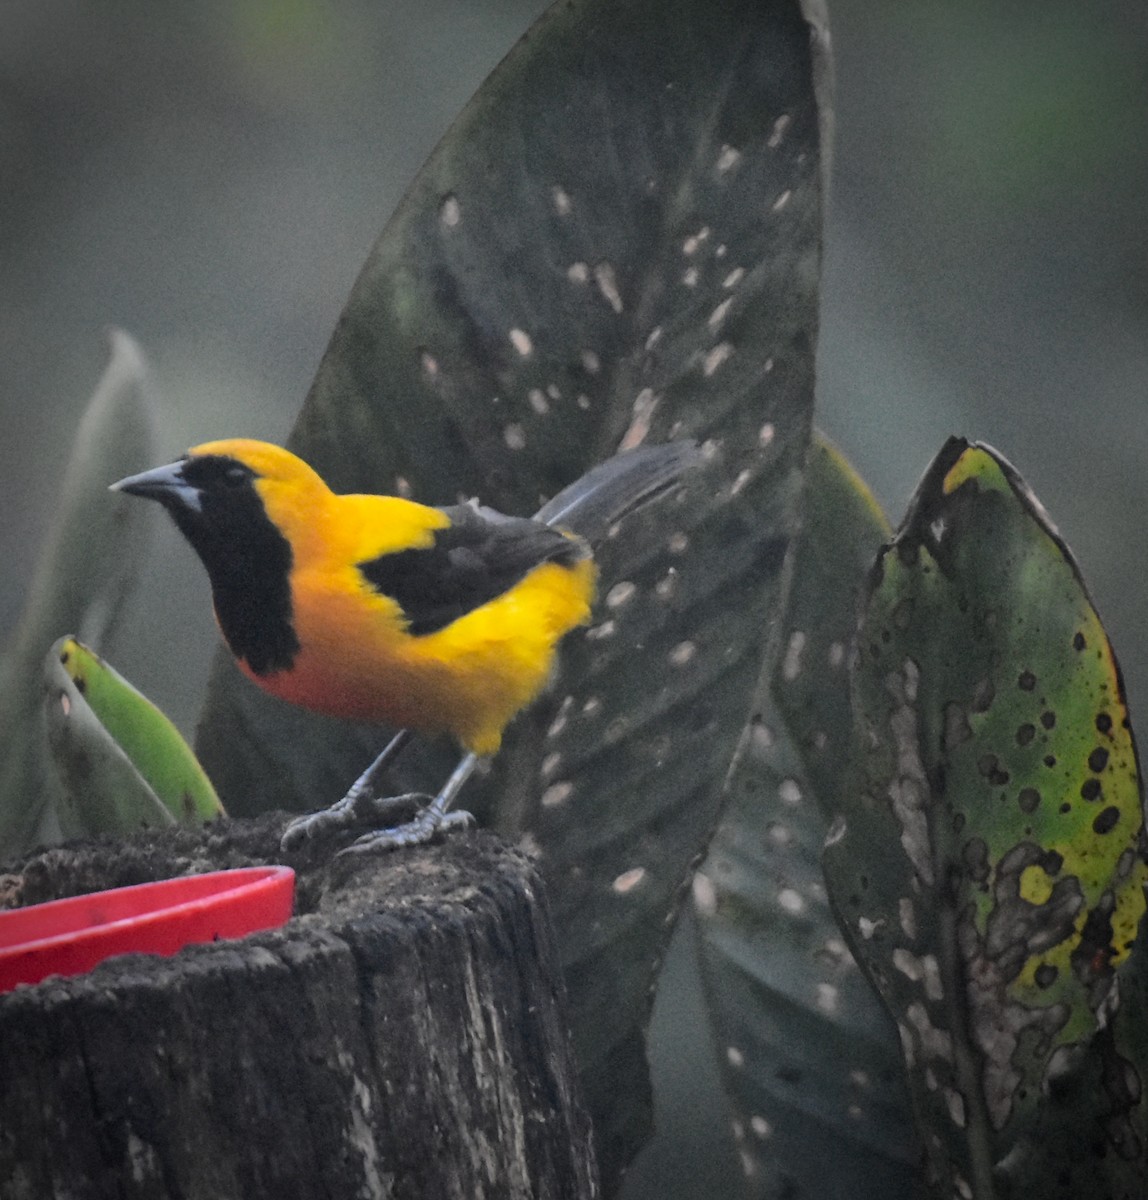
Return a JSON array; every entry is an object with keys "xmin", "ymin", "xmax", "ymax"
[{"xmin": 113, "ymin": 438, "xmax": 696, "ymax": 852}]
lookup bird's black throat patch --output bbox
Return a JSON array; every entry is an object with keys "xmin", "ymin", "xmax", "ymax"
[{"xmin": 168, "ymin": 457, "xmax": 300, "ymax": 675}]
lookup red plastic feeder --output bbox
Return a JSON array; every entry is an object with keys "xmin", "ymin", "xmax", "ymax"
[{"xmin": 0, "ymin": 866, "xmax": 295, "ymax": 993}]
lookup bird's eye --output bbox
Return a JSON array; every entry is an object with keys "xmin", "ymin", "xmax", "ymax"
[{"xmin": 223, "ymin": 465, "xmax": 249, "ymax": 486}]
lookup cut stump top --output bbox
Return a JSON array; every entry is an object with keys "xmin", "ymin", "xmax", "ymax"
[{"xmin": 0, "ymin": 816, "xmax": 599, "ymax": 1200}]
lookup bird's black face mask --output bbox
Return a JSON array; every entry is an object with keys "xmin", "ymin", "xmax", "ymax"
[{"xmin": 112, "ymin": 455, "xmax": 300, "ymax": 675}]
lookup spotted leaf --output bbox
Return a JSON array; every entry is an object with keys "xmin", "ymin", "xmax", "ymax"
[
  {"xmin": 823, "ymin": 437, "xmax": 1148, "ymax": 1198},
  {"xmin": 195, "ymin": 0, "xmax": 827, "ymax": 1185},
  {"xmin": 694, "ymin": 434, "xmax": 918, "ymax": 1198}
]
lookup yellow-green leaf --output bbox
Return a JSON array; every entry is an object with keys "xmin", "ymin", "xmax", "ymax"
[
  {"xmin": 824, "ymin": 437, "xmax": 1148, "ymax": 1198},
  {"xmin": 46, "ymin": 637, "xmax": 224, "ymax": 835}
]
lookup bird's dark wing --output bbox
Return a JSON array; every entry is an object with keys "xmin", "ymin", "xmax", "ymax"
[
  {"xmin": 533, "ymin": 440, "xmax": 701, "ymax": 540},
  {"xmin": 358, "ymin": 504, "xmax": 587, "ymax": 636}
]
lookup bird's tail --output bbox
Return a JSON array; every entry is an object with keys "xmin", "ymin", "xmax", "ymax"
[{"xmin": 534, "ymin": 441, "xmax": 701, "ymax": 544}]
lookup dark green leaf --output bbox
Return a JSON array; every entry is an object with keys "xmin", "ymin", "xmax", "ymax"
[
  {"xmin": 195, "ymin": 0, "xmax": 826, "ymax": 1182},
  {"xmin": 823, "ymin": 438, "xmax": 1148, "ymax": 1198},
  {"xmin": 694, "ymin": 434, "xmax": 918, "ymax": 1198}
]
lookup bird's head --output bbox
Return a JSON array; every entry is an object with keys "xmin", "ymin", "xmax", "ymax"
[
  {"xmin": 113, "ymin": 439, "xmax": 326, "ymax": 523},
  {"xmin": 111, "ymin": 439, "xmax": 331, "ymax": 566},
  {"xmin": 112, "ymin": 440, "xmax": 328, "ymax": 675}
]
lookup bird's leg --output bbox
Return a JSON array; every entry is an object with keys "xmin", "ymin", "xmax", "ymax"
[
  {"xmin": 337, "ymin": 752, "xmax": 481, "ymax": 856},
  {"xmin": 340, "ymin": 729, "xmax": 416, "ymax": 811},
  {"xmin": 280, "ymin": 730, "xmax": 423, "ymax": 850}
]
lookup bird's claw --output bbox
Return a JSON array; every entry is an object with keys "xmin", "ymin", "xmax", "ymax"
[
  {"xmin": 280, "ymin": 791, "xmax": 428, "ymax": 852},
  {"xmin": 336, "ymin": 808, "xmax": 476, "ymax": 857}
]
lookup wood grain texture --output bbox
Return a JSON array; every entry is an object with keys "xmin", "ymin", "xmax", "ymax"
[{"xmin": 0, "ymin": 819, "xmax": 598, "ymax": 1200}]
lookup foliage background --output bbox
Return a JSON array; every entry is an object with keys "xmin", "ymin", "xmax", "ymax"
[{"xmin": 2, "ymin": 1, "xmax": 1145, "ymax": 1194}]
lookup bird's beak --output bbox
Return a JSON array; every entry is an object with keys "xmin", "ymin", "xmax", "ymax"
[{"xmin": 110, "ymin": 461, "xmax": 204, "ymax": 513}]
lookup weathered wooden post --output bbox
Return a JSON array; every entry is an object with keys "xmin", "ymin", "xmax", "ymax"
[{"xmin": 0, "ymin": 816, "xmax": 598, "ymax": 1199}]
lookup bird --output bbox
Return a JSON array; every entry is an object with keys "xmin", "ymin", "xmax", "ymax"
[{"xmin": 112, "ymin": 437, "xmax": 698, "ymax": 854}]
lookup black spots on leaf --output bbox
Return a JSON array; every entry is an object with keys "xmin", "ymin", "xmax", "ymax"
[
  {"xmin": 1088, "ymin": 747, "xmax": 1110, "ymax": 774},
  {"xmin": 1059, "ymin": 802, "xmax": 1072, "ymax": 815},
  {"xmin": 73, "ymin": 675, "xmax": 87, "ymax": 695},
  {"xmin": 962, "ymin": 837, "xmax": 990, "ymax": 884},
  {"xmin": 1017, "ymin": 787, "xmax": 1041, "ymax": 815},
  {"xmin": 1096, "ymin": 712, "xmax": 1113, "ymax": 736},
  {"xmin": 1015, "ymin": 723, "xmax": 1036, "ymax": 747},
  {"xmin": 952, "ymin": 810, "xmax": 966, "ymax": 834},
  {"xmin": 1018, "ymin": 670, "xmax": 1037, "ymax": 692},
  {"xmin": 1073, "ymin": 631, "xmax": 1087, "ymax": 652},
  {"xmin": 1092, "ymin": 806, "xmax": 1121, "ymax": 836},
  {"xmin": 1044, "ymin": 754, "xmax": 1057, "ymax": 769},
  {"xmin": 977, "ymin": 753, "xmax": 1010, "ymax": 787},
  {"xmin": 1040, "ymin": 849, "xmax": 1064, "ymax": 875},
  {"xmin": 972, "ymin": 678, "xmax": 995, "ymax": 713},
  {"xmin": 1040, "ymin": 710, "xmax": 1056, "ymax": 731},
  {"xmin": 1035, "ymin": 963, "xmax": 1058, "ymax": 988},
  {"xmin": 1081, "ymin": 778, "xmax": 1103, "ymax": 803}
]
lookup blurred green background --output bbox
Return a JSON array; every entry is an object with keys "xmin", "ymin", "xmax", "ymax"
[{"xmin": 2, "ymin": 1, "xmax": 1145, "ymax": 1194}]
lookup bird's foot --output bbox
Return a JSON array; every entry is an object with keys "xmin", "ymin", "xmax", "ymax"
[
  {"xmin": 336, "ymin": 807, "xmax": 475, "ymax": 856},
  {"xmin": 280, "ymin": 790, "xmax": 428, "ymax": 852}
]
